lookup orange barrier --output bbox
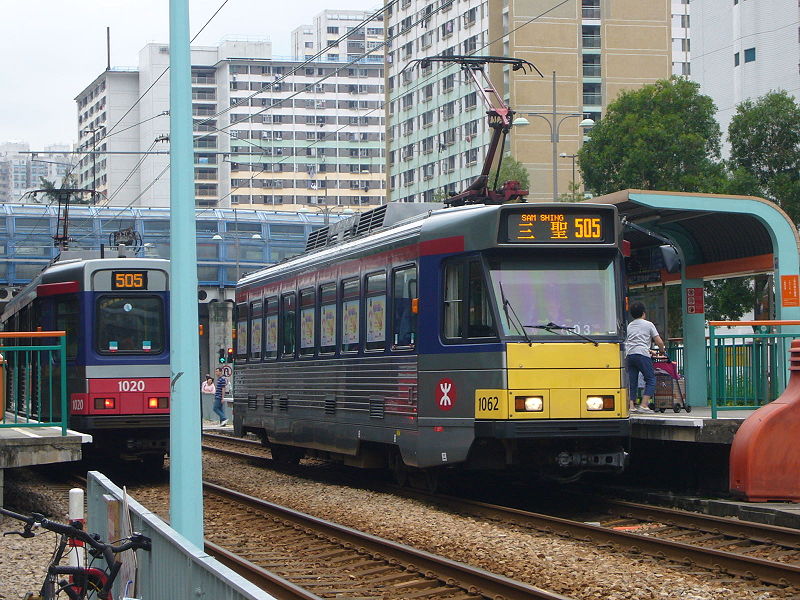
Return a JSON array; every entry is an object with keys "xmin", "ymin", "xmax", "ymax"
[
  {"xmin": 730, "ymin": 339, "xmax": 800, "ymax": 502},
  {"xmin": 0, "ymin": 331, "xmax": 66, "ymax": 338}
]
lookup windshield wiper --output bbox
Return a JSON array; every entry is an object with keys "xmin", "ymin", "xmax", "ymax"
[
  {"xmin": 525, "ymin": 322, "xmax": 599, "ymax": 346},
  {"xmin": 498, "ymin": 281, "xmax": 532, "ymax": 345}
]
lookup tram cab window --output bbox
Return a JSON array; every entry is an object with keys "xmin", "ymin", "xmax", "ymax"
[
  {"xmin": 236, "ymin": 303, "xmax": 248, "ymax": 359},
  {"xmin": 249, "ymin": 300, "xmax": 263, "ymax": 360},
  {"xmin": 264, "ymin": 296, "xmax": 278, "ymax": 359},
  {"xmin": 442, "ymin": 259, "xmax": 497, "ymax": 342},
  {"xmin": 280, "ymin": 293, "xmax": 297, "ymax": 357},
  {"xmin": 299, "ymin": 288, "xmax": 316, "ymax": 356},
  {"xmin": 55, "ymin": 296, "xmax": 79, "ymax": 359},
  {"xmin": 319, "ymin": 283, "xmax": 337, "ymax": 354},
  {"xmin": 365, "ymin": 272, "xmax": 387, "ymax": 351},
  {"xmin": 341, "ymin": 278, "xmax": 360, "ymax": 353},
  {"xmin": 95, "ymin": 296, "xmax": 165, "ymax": 354},
  {"xmin": 392, "ymin": 266, "xmax": 417, "ymax": 349}
]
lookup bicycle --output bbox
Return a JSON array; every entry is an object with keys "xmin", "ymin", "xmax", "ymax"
[{"xmin": 0, "ymin": 506, "xmax": 151, "ymax": 600}]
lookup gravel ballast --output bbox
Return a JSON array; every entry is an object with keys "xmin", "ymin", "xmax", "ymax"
[{"xmin": 1, "ymin": 453, "xmax": 793, "ymax": 600}]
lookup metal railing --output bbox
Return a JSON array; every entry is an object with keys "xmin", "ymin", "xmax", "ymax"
[
  {"xmin": 0, "ymin": 331, "xmax": 67, "ymax": 435},
  {"xmin": 86, "ymin": 472, "xmax": 275, "ymax": 600},
  {"xmin": 708, "ymin": 321, "xmax": 799, "ymax": 418}
]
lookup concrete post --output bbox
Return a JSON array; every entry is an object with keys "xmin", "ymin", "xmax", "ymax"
[{"xmin": 168, "ymin": 0, "xmax": 204, "ymax": 547}]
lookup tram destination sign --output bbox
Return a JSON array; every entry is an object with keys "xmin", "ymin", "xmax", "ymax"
[
  {"xmin": 111, "ymin": 270, "xmax": 148, "ymax": 290},
  {"xmin": 500, "ymin": 208, "xmax": 613, "ymax": 244}
]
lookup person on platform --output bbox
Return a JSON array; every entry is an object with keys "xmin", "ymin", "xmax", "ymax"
[
  {"xmin": 625, "ymin": 302, "xmax": 666, "ymax": 414},
  {"xmin": 213, "ymin": 367, "xmax": 228, "ymax": 426}
]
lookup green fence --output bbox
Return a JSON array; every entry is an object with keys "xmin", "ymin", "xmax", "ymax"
[
  {"xmin": 666, "ymin": 321, "xmax": 800, "ymax": 418},
  {"xmin": 708, "ymin": 321, "xmax": 798, "ymax": 418},
  {"xmin": 0, "ymin": 331, "xmax": 68, "ymax": 435}
]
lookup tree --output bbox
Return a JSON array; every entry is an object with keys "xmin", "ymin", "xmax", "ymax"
[
  {"xmin": 579, "ymin": 77, "xmax": 724, "ymax": 195},
  {"xmin": 494, "ymin": 155, "xmax": 530, "ymax": 191},
  {"xmin": 558, "ymin": 181, "xmax": 585, "ymax": 203},
  {"xmin": 35, "ymin": 175, "xmax": 86, "ymax": 205},
  {"xmin": 727, "ymin": 91, "xmax": 800, "ymax": 222},
  {"xmin": 704, "ymin": 277, "xmax": 756, "ymax": 322}
]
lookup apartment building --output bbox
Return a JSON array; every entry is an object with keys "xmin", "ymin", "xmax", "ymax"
[
  {"xmin": 691, "ymin": 0, "xmax": 800, "ymax": 139},
  {"xmin": 291, "ymin": 9, "xmax": 386, "ymax": 62},
  {"xmin": 0, "ymin": 142, "xmax": 74, "ymax": 203},
  {"xmin": 386, "ymin": 0, "xmax": 671, "ymax": 202},
  {"xmin": 76, "ymin": 38, "xmax": 385, "ymax": 208},
  {"xmin": 672, "ymin": 0, "xmax": 691, "ymax": 77}
]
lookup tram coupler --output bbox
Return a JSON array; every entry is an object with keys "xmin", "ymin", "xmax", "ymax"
[{"xmin": 555, "ymin": 449, "xmax": 628, "ymax": 470}]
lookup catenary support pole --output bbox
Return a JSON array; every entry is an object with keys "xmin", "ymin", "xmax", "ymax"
[{"xmin": 169, "ymin": 0, "xmax": 204, "ymax": 546}]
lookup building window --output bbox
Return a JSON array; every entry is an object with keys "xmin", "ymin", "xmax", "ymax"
[
  {"xmin": 744, "ymin": 47, "xmax": 756, "ymax": 63},
  {"xmin": 734, "ymin": 52, "xmax": 740, "ymax": 66}
]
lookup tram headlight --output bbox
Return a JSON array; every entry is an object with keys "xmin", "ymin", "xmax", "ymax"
[
  {"xmin": 94, "ymin": 397, "xmax": 116, "ymax": 409},
  {"xmin": 515, "ymin": 396, "xmax": 543, "ymax": 412},
  {"xmin": 586, "ymin": 396, "xmax": 615, "ymax": 411},
  {"xmin": 148, "ymin": 397, "xmax": 169, "ymax": 409}
]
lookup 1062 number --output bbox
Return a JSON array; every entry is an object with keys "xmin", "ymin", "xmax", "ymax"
[{"xmin": 477, "ymin": 396, "xmax": 500, "ymax": 411}]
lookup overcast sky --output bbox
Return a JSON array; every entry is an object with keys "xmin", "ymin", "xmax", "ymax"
[{"xmin": 0, "ymin": 0, "xmax": 376, "ymax": 149}]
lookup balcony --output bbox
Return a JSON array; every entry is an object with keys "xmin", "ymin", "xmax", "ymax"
[
  {"xmin": 582, "ymin": 64, "xmax": 601, "ymax": 77},
  {"xmin": 582, "ymin": 35, "xmax": 601, "ymax": 49},
  {"xmin": 583, "ymin": 93, "xmax": 602, "ymax": 106}
]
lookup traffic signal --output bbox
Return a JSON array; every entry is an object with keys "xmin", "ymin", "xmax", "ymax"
[
  {"xmin": 227, "ymin": 347, "xmax": 234, "ymax": 362},
  {"xmin": 218, "ymin": 348, "xmax": 226, "ymax": 364}
]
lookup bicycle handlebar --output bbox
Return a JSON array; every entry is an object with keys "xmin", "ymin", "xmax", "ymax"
[{"xmin": 0, "ymin": 505, "xmax": 151, "ymax": 555}]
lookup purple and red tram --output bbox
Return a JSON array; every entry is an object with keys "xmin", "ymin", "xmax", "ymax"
[{"xmin": 233, "ymin": 202, "xmax": 631, "ymax": 482}]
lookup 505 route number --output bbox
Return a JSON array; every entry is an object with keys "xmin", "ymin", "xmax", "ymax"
[{"xmin": 477, "ymin": 396, "xmax": 500, "ymax": 411}]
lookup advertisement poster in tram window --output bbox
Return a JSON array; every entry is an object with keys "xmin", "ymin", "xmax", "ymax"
[
  {"xmin": 237, "ymin": 319, "xmax": 248, "ymax": 355},
  {"xmin": 301, "ymin": 307, "xmax": 315, "ymax": 348},
  {"xmin": 265, "ymin": 315, "xmax": 278, "ymax": 353},
  {"xmin": 250, "ymin": 318, "xmax": 262, "ymax": 356},
  {"xmin": 343, "ymin": 299, "xmax": 359, "ymax": 344},
  {"xmin": 321, "ymin": 304, "xmax": 336, "ymax": 347},
  {"xmin": 366, "ymin": 296, "xmax": 386, "ymax": 342}
]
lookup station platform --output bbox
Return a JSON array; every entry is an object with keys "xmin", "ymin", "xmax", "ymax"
[
  {"xmin": 630, "ymin": 407, "xmax": 750, "ymax": 444},
  {"xmin": 0, "ymin": 416, "xmax": 91, "ymax": 504}
]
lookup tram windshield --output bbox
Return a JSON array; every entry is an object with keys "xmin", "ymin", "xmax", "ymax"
[
  {"xmin": 488, "ymin": 256, "xmax": 619, "ymax": 340},
  {"xmin": 95, "ymin": 295, "xmax": 165, "ymax": 354}
]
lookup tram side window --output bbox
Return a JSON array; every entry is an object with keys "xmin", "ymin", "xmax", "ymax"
[
  {"xmin": 235, "ymin": 303, "xmax": 248, "ymax": 359},
  {"xmin": 392, "ymin": 266, "xmax": 417, "ymax": 349},
  {"xmin": 341, "ymin": 278, "xmax": 360, "ymax": 353},
  {"xmin": 55, "ymin": 296, "xmax": 79, "ymax": 359},
  {"xmin": 442, "ymin": 259, "xmax": 497, "ymax": 342},
  {"xmin": 467, "ymin": 261, "xmax": 497, "ymax": 338},
  {"xmin": 280, "ymin": 292, "xmax": 296, "ymax": 357},
  {"xmin": 264, "ymin": 296, "xmax": 278, "ymax": 360},
  {"xmin": 319, "ymin": 283, "xmax": 336, "ymax": 354},
  {"xmin": 365, "ymin": 271, "xmax": 387, "ymax": 351},
  {"xmin": 249, "ymin": 300, "xmax": 263, "ymax": 360},
  {"xmin": 299, "ymin": 288, "xmax": 316, "ymax": 356},
  {"xmin": 443, "ymin": 263, "xmax": 464, "ymax": 339}
]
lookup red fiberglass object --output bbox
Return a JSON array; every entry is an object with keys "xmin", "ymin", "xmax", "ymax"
[{"xmin": 729, "ymin": 339, "xmax": 800, "ymax": 501}]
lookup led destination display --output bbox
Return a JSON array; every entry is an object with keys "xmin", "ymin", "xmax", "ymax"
[
  {"xmin": 111, "ymin": 271, "xmax": 148, "ymax": 290},
  {"xmin": 501, "ymin": 210, "xmax": 612, "ymax": 243}
]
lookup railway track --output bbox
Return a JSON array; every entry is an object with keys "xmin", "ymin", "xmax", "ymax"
[
  {"xmin": 202, "ymin": 432, "xmax": 270, "ymax": 460},
  {"xmin": 204, "ymin": 433, "xmax": 800, "ymax": 588},
  {"xmin": 202, "ymin": 482, "xmax": 572, "ymax": 600},
  {"xmin": 406, "ymin": 491, "xmax": 800, "ymax": 589}
]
